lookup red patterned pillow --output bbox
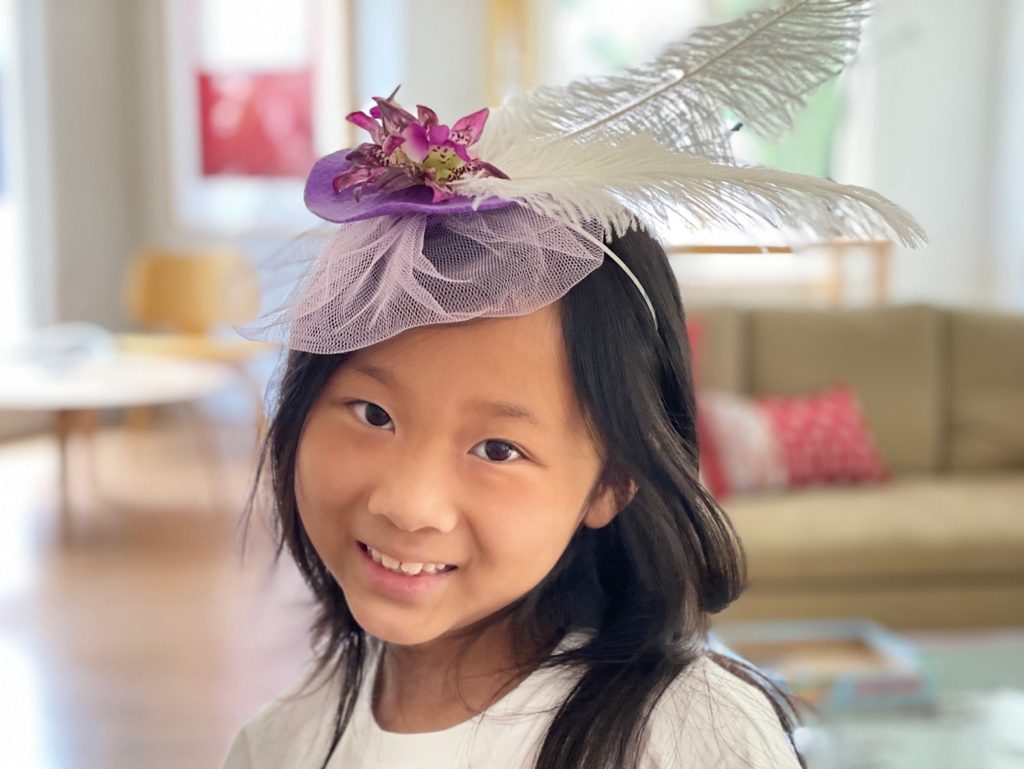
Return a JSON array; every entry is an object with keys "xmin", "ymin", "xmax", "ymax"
[
  {"xmin": 686, "ymin": 317, "xmax": 734, "ymax": 496},
  {"xmin": 697, "ymin": 384, "xmax": 889, "ymax": 499},
  {"xmin": 685, "ymin": 316, "xmax": 706, "ymax": 385}
]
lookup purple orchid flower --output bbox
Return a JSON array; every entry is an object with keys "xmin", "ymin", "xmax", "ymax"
[{"xmin": 333, "ymin": 88, "xmax": 507, "ymax": 203}]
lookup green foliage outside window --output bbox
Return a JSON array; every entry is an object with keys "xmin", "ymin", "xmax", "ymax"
[{"xmin": 712, "ymin": 0, "xmax": 844, "ymax": 177}]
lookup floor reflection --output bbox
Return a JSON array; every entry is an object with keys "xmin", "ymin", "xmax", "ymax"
[{"xmin": 0, "ymin": 420, "xmax": 311, "ymax": 769}]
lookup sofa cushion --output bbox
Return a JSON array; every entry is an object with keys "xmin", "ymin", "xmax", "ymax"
[
  {"xmin": 724, "ymin": 473, "xmax": 1024, "ymax": 583},
  {"xmin": 949, "ymin": 310, "xmax": 1024, "ymax": 471},
  {"xmin": 746, "ymin": 305, "xmax": 946, "ymax": 474}
]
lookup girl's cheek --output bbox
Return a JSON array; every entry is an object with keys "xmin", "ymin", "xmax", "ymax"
[
  {"xmin": 295, "ymin": 425, "xmax": 366, "ymax": 520},
  {"xmin": 465, "ymin": 477, "xmax": 559, "ymax": 541}
]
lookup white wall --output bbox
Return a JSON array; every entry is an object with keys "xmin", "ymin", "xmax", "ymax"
[
  {"xmin": 836, "ymin": 0, "xmax": 1020, "ymax": 310},
  {"xmin": 355, "ymin": 0, "xmax": 488, "ymax": 122},
  {"xmin": 990, "ymin": 0, "xmax": 1024, "ymax": 309},
  {"xmin": 41, "ymin": 0, "xmax": 141, "ymax": 327}
]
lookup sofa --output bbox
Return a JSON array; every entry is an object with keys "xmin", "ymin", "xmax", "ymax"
[{"xmin": 690, "ymin": 304, "xmax": 1024, "ymax": 629}]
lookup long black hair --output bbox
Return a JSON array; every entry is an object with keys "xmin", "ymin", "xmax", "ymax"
[{"xmin": 249, "ymin": 226, "xmax": 803, "ymax": 769}]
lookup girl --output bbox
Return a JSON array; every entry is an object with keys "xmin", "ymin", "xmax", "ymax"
[
  {"xmin": 224, "ymin": 2, "xmax": 923, "ymax": 766},
  {"xmin": 224, "ymin": 227, "xmax": 805, "ymax": 769}
]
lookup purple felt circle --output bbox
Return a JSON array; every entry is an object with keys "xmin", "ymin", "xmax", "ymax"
[{"xmin": 304, "ymin": 149, "xmax": 515, "ymax": 224}]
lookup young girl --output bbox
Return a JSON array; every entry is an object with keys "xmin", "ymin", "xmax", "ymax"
[
  {"xmin": 225, "ymin": 227, "xmax": 805, "ymax": 769},
  {"xmin": 223, "ymin": 3, "xmax": 923, "ymax": 767}
]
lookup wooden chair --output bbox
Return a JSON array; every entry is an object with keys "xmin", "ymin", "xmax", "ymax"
[
  {"xmin": 120, "ymin": 246, "xmax": 276, "ymax": 438},
  {"xmin": 123, "ymin": 246, "xmax": 260, "ymax": 334}
]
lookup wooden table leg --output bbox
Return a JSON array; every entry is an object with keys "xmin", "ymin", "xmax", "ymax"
[{"xmin": 54, "ymin": 409, "xmax": 74, "ymax": 540}]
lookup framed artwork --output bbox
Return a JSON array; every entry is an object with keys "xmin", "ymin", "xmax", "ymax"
[{"xmin": 164, "ymin": 0, "xmax": 355, "ymax": 233}]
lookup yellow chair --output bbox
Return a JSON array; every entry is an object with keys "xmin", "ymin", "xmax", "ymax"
[
  {"xmin": 120, "ymin": 247, "xmax": 276, "ymax": 436},
  {"xmin": 123, "ymin": 246, "xmax": 260, "ymax": 334}
]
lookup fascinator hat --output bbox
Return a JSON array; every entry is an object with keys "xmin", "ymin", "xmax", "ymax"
[{"xmin": 240, "ymin": 0, "xmax": 926, "ymax": 355}]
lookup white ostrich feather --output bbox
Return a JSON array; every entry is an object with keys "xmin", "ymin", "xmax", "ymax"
[
  {"xmin": 478, "ymin": 0, "xmax": 870, "ymax": 164},
  {"xmin": 456, "ymin": 134, "xmax": 926, "ymax": 247}
]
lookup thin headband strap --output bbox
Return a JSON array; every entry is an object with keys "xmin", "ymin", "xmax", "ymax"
[{"xmin": 575, "ymin": 227, "xmax": 659, "ymax": 330}]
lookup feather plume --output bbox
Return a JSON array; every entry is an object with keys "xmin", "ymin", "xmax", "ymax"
[
  {"xmin": 456, "ymin": 134, "xmax": 926, "ymax": 247},
  {"xmin": 479, "ymin": 0, "xmax": 870, "ymax": 164}
]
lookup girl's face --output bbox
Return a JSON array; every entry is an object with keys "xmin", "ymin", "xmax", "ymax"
[{"xmin": 294, "ymin": 303, "xmax": 619, "ymax": 647}]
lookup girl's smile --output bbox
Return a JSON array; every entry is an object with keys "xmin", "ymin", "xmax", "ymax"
[
  {"xmin": 359, "ymin": 539, "xmax": 458, "ymax": 573},
  {"xmin": 356, "ymin": 540, "xmax": 459, "ymax": 602}
]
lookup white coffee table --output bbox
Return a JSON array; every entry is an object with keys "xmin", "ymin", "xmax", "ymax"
[
  {"xmin": 0, "ymin": 353, "xmax": 236, "ymax": 536},
  {"xmin": 792, "ymin": 630, "xmax": 1024, "ymax": 769}
]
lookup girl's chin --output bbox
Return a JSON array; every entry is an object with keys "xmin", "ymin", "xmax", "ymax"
[{"xmin": 346, "ymin": 601, "xmax": 447, "ymax": 647}]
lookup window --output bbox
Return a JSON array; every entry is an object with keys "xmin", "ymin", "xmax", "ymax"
[
  {"xmin": 0, "ymin": 0, "xmax": 29, "ymax": 345},
  {"xmin": 535, "ymin": 0, "xmax": 707, "ymax": 93},
  {"xmin": 710, "ymin": 0, "xmax": 845, "ymax": 178},
  {"xmin": 528, "ymin": 0, "xmax": 874, "ymax": 305}
]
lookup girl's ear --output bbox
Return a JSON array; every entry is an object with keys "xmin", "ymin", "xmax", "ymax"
[{"xmin": 582, "ymin": 479, "xmax": 638, "ymax": 530}]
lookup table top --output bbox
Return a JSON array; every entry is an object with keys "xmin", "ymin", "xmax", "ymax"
[
  {"xmin": 0, "ymin": 353, "xmax": 236, "ymax": 411},
  {"xmin": 801, "ymin": 631, "xmax": 1024, "ymax": 769}
]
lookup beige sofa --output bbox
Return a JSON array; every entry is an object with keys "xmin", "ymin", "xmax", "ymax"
[{"xmin": 693, "ymin": 304, "xmax": 1024, "ymax": 629}]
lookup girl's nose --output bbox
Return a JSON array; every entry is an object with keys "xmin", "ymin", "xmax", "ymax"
[{"xmin": 366, "ymin": 442, "xmax": 459, "ymax": 534}]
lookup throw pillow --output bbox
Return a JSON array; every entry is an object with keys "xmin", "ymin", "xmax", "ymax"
[{"xmin": 698, "ymin": 384, "xmax": 889, "ymax": 499}]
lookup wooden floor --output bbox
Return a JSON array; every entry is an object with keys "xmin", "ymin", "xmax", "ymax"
[{"xmin": 0, "ymin": 419, "xmax": 313, "ymax": 769}]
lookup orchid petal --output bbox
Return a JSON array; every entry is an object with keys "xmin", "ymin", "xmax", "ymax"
[
  {"xmin": 401, "ymin": 123, "xmax": 431, "ymax": 163},
  {"xmin": 376, "ymin": 168, "xmax": 421, "ymax": 192},
  {"xmin": 450, "ymin": 107, "xmax": 489, "ymax": 146},
  {"xmin": 450, "ymin": 141, "xmax": 472, "ymax": 163},
  {"xmin": 427, "ymin": 124, "xmax": 450, "ymax": 145},
  {"xmin": 345, "ymin": 143, "xmax": 387, "ymax": 167},
  {"xmin": 416, "ymin": 105, "xmax": 439, "ymax": 129},
  {"xmin": 467, "ymin": 159, "xmax": 509, "ymax": 180},
  {"xmin": 332, "ymin": 166, "xmax": 373, "ymax": 192},
  {"xmin": 381, "ymin": 134, "xmax": 406, "ymax": 157},
  {"xmin": 429, "ymin": 182, "xmax": 454, "ymax": 202},
  {"xmin": 346, "ymin": 111, "xmax": 383, "ymax": 143},
  {"xmin": 373, "ymin": 96, "xmax": 416, "ymax": 133}
]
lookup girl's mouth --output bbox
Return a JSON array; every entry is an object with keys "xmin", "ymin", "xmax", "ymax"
[
  {"xmin": 358, "ymin": 541, "xmax": 457, "ymax": 575},
  {"xmin": 356, "ymin": 541, "xmax": 459, "ymax": 601}
]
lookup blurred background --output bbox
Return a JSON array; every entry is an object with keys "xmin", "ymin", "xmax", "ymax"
[{"xmin": 0, "ymin": 1, "xmax": 1021, "ymax": 767}]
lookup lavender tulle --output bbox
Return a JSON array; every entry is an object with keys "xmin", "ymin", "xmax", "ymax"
[{"xmin": 238, "ymin": 206, "xmax": 607, "ymax": 354}]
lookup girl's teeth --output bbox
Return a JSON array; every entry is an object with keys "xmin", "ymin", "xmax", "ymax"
[{"xmin": 367, "ymin": 546, "xmax": 450, "ymax": 575}]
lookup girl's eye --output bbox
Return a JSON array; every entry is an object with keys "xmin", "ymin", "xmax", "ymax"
[
  {"xmin": 351, "ymin": 401, "xmax": 394, "ymax": 430},
  {"xmin": 348, "ymin": 403, "xmax": 521, "ymax": 461},
  {"xmin": 471, "ymin": 439, "xmax": 524, "ymax": 463}
]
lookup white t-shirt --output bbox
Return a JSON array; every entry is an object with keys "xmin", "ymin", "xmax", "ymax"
[{"xmin": 222, "ymin": 632, "xmax": 801, "ymax": 769}]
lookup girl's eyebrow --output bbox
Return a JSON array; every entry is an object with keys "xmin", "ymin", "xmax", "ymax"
[
  {"xmin": 469, "ymin": 399, "xmax": 541, "ymax": 427},
  {"xmin": 351, "ymin": 363, "xmax": 401, "ymax": 390},
  {"xmin": 352, "ymin": 363, "xmax": 541, "ymax": 426}
]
